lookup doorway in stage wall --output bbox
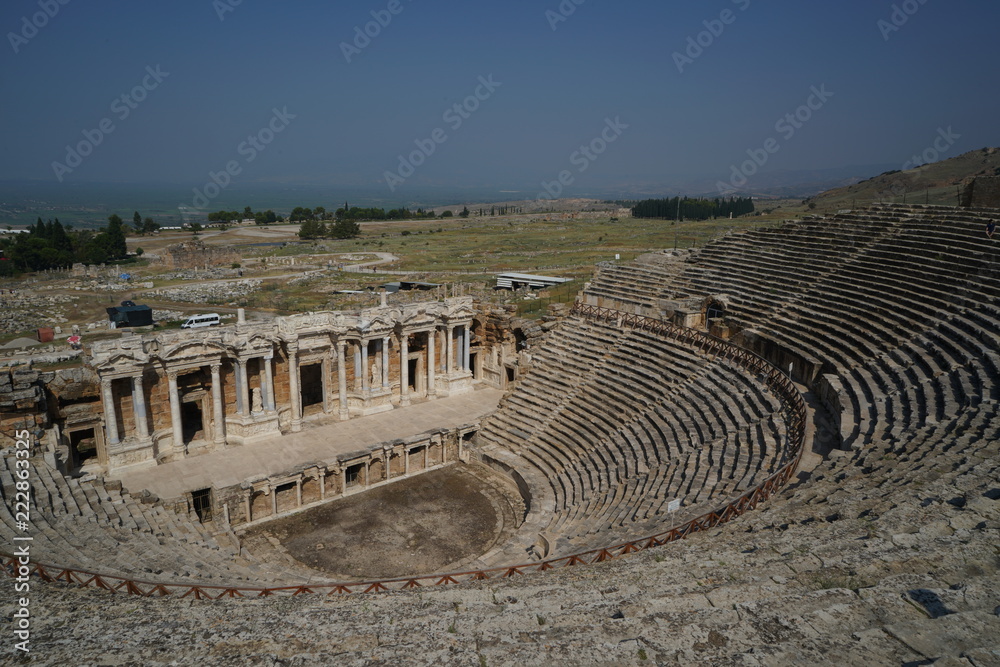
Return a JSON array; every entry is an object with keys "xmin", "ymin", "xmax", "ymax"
[
  {"xmin": 68, "ymin": 427, "xmax": 98, "ymax": 475},
  {"xmin": 181, "ymin": 400, "xmax": 204, "ymax": 445},
  {"xmin": 300, "ymin": 363, "xmax": 324, "ymax": 412},
  {"xmin": 407, "ymin": 358, "xmax": 418, "ymax": 392}
]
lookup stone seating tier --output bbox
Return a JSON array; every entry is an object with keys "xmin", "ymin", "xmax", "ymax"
[
  {"xmin": 0, "ymin": 456, "xmax": 318, "ymax": 585},
  {"xmin": 476, "ymin": 313, "xmax": 787, "ymax": 557}
]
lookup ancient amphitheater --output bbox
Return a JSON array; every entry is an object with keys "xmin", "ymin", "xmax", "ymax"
[{"xmin": 1, "ymin": 203, "xmax": 998, "ymax": 665}]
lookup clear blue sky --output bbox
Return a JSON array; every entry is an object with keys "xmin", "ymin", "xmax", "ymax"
[{"xmin": 1, "ymin": 0, "xmax": 997, "ymax": 197}]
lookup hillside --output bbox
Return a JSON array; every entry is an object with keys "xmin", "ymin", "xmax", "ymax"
[{"xmin": 806, "ymin": 147, "xmax": 1000, "ymax": 211}]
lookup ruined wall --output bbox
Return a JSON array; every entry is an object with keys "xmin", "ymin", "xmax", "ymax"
[
  {"xmin": 960, "ymin": 176, "xmax": 1000, "ymax": 209},
  {"xmin": 162, "ymin": 240, "xmax": 239, "ymax": 270},
  {"xmin": 0, "ymin": 368, "xmax": 49, "ymax": 446}
]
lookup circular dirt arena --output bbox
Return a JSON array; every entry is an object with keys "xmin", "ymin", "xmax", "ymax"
[{"xmin": 243, "ymin": 465, "xmax": 517, "ymax": 579}]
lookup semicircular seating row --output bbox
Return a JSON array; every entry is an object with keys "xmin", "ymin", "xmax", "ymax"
[
  {"xmin": 563, "ymin": 203, "xmax": 1000, "ymax": 513},
  {"xmin": 475, "ymin": 314, "xmax": 789, "ymax": 559}
]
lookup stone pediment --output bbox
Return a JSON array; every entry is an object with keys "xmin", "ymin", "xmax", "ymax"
[
  {"xmin": 397, "ymin": 308, "xmax": 436, "ymax": 328},
  {"xmin": 445, "ymin": 304, "xmax": 475, "ymax": 320},
  {"xmin": 93, "ymin": 351, "xmax": 146, "ymax": 373},
  {"xmin": 243, "ymin": 334, "xmax": 276, "ymax": 354},
  {"xmin": 160, "ymin": 340, "xmax": 228, "ymax": 363}
]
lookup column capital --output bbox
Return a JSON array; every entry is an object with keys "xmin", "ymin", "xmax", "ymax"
[
  {"xmin": 210, "ymin": 363, "xmax": 222, "ymax": 373},
  {"xmin": 287, "ymin": 341, "xmax": 299, "ymax": 355}
]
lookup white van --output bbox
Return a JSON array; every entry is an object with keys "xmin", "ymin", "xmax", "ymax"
[{"xmin": 181, "ymin": 313, "xmax": 221, "ymax": 329}]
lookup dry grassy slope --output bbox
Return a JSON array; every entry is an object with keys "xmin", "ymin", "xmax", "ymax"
[{"xmin": 809, "ymin": 147, "xmax": 1000, "ymax": 210}]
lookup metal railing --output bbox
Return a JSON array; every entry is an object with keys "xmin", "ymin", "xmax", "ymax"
[{"xmin": 0, "ymin": 306, "xmax": 807, "ymax": 599}]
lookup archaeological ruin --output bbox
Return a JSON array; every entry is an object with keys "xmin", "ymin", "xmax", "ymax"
[
  {"xmin": 161, "ymin": 239, "xmax": 240, "ymax": 269},
  {"xmin": 1, "ymin": 203, "xmax": 998, "ymax": 663}
]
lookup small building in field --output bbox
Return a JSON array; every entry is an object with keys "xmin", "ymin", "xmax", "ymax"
[
  {"xmin": 106, "ymin": 305, "xmax": 154, "ymax": 329},
  {"xmin": 495, "ymin": 273, "xmax": 572, "ymax": 290}
]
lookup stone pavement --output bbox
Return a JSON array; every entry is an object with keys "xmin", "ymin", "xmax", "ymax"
[{"xmin": 111, "ymin": 387, "xmax": 504, "ymax": 501}]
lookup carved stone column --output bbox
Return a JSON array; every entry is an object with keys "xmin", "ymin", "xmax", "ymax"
[
  {"xmin": 400, "ymin": 332, "xmax": 410, "ymax": 407},
  {"xmin": 263, "ymin": 353, "xmax": 276, "ymax": 412},
  {"xmin": 381, "ymin": 336, "xmax": 390, "ymax": 389},
  {"xmin": 446, "ymin": 325, "xmax": 455, "ymax": 375},
  {"xmin": 463, "ymin": 325, "xmax": 472, "ymax": 372},
  {"xmin": 167, "ymin": 372, "xmax": 184, "ymax": 452},
  {"xmin": 427, "ymin": 329, "xmax": 436, "ymax": 398},
  {"xmin": 321, "ymin": 351, "xmax": 332, "ymax": 414},
  {"xmin": 210, "ymin": 363, "xmax": 226, "ymax": 446},
  {"xmin": 244, "ymin": 490, "xmax": 253, "ymax": 523},
  {"xmin": 235, "ymin": 359, "xmax": 248, "ymax": 417},
  {"xmin": 131, "ymin": 374, "xmax": 149, "ymax": 440},
  {"xmin": 337, "ymin": 340, "xmax": 349, "ymax": 420},
  {"xmin": 287, "ymin": 343, "xmax": 302, "ymax": 432},
  {"xmin": 353, "ymin": 343, "xmax": 362, "ymax": 391},
  {"xmin": 361, "ymin": 339, "xmax": 370, "ymax": 396},
  {"xmin": 101, "ymin": 378, "xmax": 120, "ymax": 446}
]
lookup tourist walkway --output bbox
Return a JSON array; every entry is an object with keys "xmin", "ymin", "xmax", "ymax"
[{"xmin": 111, "ymin": 388, "xmax": 504, "ymax": 500}]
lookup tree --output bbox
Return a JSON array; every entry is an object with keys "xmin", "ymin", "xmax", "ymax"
[
  {"xmin": 298, "ymin": 219, "xmax": 321, "ymax": 239},
  {"xmin": 142, "ymin": 217, "xmax": 159, "ymax": 234},
  {"xmin": 50, "ymin": 218, "xmax": 72, "ymax": 253},
  {"xmin": 243, "ymin": 206, "xmax": 253, "ymax": 220},
  {"xmin": 329, "ymin": 219, "xmax": 360, "ymax": 239},
  {"xmin": 132, "ymin": 211, "xmax": 143, "ymax": 234},
  {"xmin": 135, "ymin": 247, "xmax": 144, "ymax": 256},
  {"xmin": 440, "ymin": 210, "xmax": 454, "ymax": 218},
  {"xmin": 104, "ymin": 214, "xmax": 128, "ymax": 259},
  {"xmin": 459, "ymin": 206, "xmax": 470, "ymax": 218},
  {"xmin": 254, "ymin": 210, "xmax": 278, "ymax": 225}
]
